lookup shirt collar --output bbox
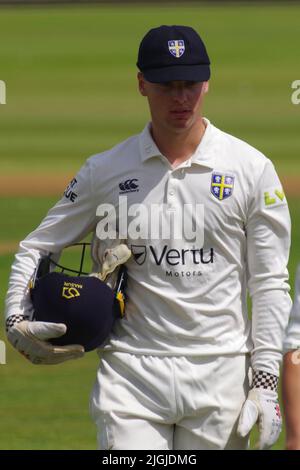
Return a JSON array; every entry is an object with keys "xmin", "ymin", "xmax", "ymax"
[
  {"xmin": 139, "ymin": 123, "xmax": 164, "ymax": 163},
  {"xmin": 139, "ymin": 118, "xmax": 218, "ymax": 169}
]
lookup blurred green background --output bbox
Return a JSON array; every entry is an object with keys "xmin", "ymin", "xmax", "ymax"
[{"xmin": 0, "ymin": 3, "xmax": 299, "ymax": 449}]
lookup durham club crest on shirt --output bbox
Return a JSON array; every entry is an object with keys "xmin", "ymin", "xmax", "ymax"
[
  {"xmin": 168, "ymin": 40, "xmax": 185, "ymax": 58},
  {"xmin": 211, "ymin": 173, "xmax": 235, "ymax": 201}
]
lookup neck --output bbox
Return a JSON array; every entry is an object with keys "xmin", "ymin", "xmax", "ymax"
[{"xmin": 150, "ymin": 118, "xmax": 206, "ymax": 167}]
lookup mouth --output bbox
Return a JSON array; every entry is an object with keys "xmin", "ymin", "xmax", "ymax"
[{"xmin": 170, "ymin": 109, "xmax": 192, "ymax": 118}]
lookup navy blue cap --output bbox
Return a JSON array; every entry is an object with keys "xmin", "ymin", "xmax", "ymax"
[
  {"xmin": 137, "ymin": 25, "xmax": 210, "ymax": 83},
  {"xmin": 31, "ymin": 272, "xmax": 121, "ymax": 352}
]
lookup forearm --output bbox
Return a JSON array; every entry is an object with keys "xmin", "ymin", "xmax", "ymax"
[
  {"xmin": 283, "ymin": 351, "xmax": 300, "ymax": 450},
  {"xmin": 251, "ymin": 289, "xmax": 292, "ymax": 375},
  {"xmin": 5, "ymin": 243, "xmax": 47, "ymax": 320},
  {"xmin": 5, "ymin": 165, "xmax": 96, "ymax": 322}
]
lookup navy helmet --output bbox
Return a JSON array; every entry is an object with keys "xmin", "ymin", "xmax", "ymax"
[{"xmin": 30, "ymin": 244, "xmax": 127, "ymax": 352}]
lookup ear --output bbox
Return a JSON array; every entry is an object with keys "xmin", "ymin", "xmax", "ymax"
[
  {"xmin": 138, "ymin": 72, "xmax": 147, "ymax": 96},
  {"xmin": 202, "ymin": 81, "xmax": 209, "ymax": 94}
]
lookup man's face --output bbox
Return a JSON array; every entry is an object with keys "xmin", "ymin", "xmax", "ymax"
[{"xmin": 138, "ymin": 72, "xmax": 208, "ymax": 134}]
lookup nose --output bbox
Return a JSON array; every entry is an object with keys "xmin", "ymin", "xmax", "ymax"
[{"xmin": 171, "ymin": 85, "xmax": 188, "ymax": 103}]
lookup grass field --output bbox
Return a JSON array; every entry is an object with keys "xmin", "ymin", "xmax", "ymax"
[
  {"xmin": 0, "ymin": 3, "xmax": 300, "ymax": 450},
  {"xmin": 0, "ymin": 3, "xmax": 299, "ymax": 174}
]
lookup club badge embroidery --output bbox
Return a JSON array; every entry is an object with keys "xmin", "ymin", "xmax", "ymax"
[
  {"xmin": 211, "ymin": 173, "xmax": 235, "ymax": 201},
  {"xmin": 168, "ymin": 40, "xmax": 185, "ymax": 58}
]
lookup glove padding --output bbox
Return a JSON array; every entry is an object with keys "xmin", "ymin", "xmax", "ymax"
[
  {"xmin": 7, "ymin": 320, "xmax": 85, "ymax": 365},
  {"xmin": 237, "ymin": 388, "xmax": 282, "ymax": 449}
]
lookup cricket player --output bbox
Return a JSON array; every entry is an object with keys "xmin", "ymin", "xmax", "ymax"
[
  {"xmin": 282, "ymin": 265, "xmax": 300, "ymax": 450},
  {"xmin": 5, "ymin": 25, "xmax": 291, "ymax": 450}
]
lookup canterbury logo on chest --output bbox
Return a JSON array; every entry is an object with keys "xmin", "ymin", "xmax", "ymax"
[{"xmin": 119, "ymin": 179, "xmax": 139, "ymax": 193}]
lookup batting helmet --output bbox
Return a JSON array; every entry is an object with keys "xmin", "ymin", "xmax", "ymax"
[{"xmin": 30, "ymin": 243, "xmax": 128, "ymax": 352}]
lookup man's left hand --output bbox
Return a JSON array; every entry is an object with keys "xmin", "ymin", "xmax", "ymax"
[{"xmin": 237, "ymin": 387, "xmax": 282, "ymax": 449}]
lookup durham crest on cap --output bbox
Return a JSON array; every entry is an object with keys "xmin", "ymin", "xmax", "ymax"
[{"xmin": 168, "ymin": 40, "xmax": 185, "ymax": 58}]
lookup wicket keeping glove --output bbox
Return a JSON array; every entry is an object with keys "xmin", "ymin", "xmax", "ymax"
[
  {"xmin": 237, "ymin": 370, "xmax": 282, "ymax": 449},
  {"xmin": 6, "ymin": 316, "xmax": 84, "ymax": 365},
  {"xmin": 91, "ymin": 243, "xmax": 131, "ymax": 288}
]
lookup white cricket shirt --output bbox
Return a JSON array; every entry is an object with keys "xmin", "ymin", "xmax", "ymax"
[{"xmin": 5, "ymin": 119, "xmax": 292, "ymax": 375}]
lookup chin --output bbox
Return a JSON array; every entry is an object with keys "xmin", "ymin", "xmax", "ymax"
[{"xmin": 171, "ymin": 120, "xmax": 193, "ymax": 131}]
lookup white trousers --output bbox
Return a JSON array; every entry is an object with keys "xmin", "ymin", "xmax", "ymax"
[{"xmin": 90, "ymin": 352, "xmax": 250, "ymax": 450}]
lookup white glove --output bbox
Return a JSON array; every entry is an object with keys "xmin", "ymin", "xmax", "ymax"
[
  {"xmin": 91, "ymin": 243, "xmax": 131, "ymax": 288},
  {"xmin": 7, "ymin": 320, "xmax": 85, "ymax": 365},
  {"xmin": 237, "ymin": 388, "xmax": 282, "ymax": 449}
]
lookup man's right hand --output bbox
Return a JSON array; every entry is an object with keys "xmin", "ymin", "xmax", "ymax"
[{"xmin": 7, "ymin": 320, "xmax": 85, "ymax": 365}]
